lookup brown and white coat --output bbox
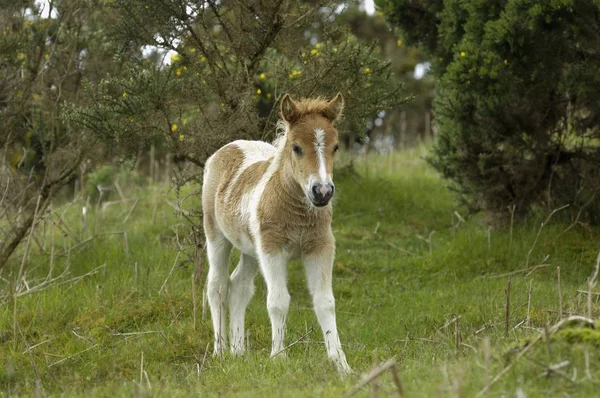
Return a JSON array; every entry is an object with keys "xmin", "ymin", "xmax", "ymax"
[{"xmin": 202, "ymin": 93, "xmax": 351, "ymax": 374}]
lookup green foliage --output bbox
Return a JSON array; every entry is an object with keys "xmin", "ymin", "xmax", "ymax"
[
  {"xmin": 379, "ymin": 0, "xmax": 600, "ymax": 223},
  {"xmin": 66, "ymin": 1, "xmax": 407, "ymax": 170}
]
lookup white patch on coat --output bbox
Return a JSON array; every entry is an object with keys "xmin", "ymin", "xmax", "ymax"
[
  {"xmin": 224, "ymin": 140, "xmax": 276, "ymax": 203},
  {"xmin": 314, "ymin": 128, "xmax": 327, "ymax": 182}
]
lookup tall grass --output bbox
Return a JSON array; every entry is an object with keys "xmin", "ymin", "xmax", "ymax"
[{"xmin": 1, "ymin": 148, "xmax": 599, "ymax": 396}]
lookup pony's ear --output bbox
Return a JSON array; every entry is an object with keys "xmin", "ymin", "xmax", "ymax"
[
  {"xmin": 280, "ymin": 94, "xmax": 299, "ymax": 124},
  {"xmin": 327, "ymin": 92, "xmax": 344, "ymax": 121}
]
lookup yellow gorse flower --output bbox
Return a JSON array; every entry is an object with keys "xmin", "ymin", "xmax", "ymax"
[
  {"xmin": 288, "ymin": 70, "xmax": 302, "ymax": 79},
  {"xmin": 363, "ymin": 67, "xmax": 372, "ymax": 74},
  {"xmin": 259, "ymin": 73, "xmax": 266, "ymax": 80},
  {"xmin": 171, "ymin": 124, "xmax": 178, "ymax": 132},
  {"xmin": 460, "ymin": 51, "xmax": 466, "ymax": 57},
  {"xmin": 256, "ymin": 88, "xmax": 262, "ymax": 95}
]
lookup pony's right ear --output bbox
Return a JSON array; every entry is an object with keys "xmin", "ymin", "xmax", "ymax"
[{"xmin": 280, "ymin": 94, "xmax": 299, "ymax": 124}]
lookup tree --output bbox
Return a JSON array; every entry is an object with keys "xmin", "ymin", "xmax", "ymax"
[
  {"xmin": 0, "ymin": 0, "xmax": 131, "ymax": 269},
  {"xmin": 378, "ymin": 0, "xmax": 600, "ymax": 223}
]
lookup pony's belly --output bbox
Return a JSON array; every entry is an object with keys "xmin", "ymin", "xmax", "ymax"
[
  {"xmin": 215, "ymin": 212, "xmax": 257, "ymax": 256},
  {"xmin": 229, "ymin": 231, "xmax": 257, "ymax": 257}
]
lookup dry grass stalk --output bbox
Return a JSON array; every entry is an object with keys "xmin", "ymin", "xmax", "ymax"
[
  {"xmin": 526, "ymin": 279, "xmax": 533, "ymax": 328},
  {"xmin": 122, "ymin": 198, "xmax": 139, "ymax": 225},
  {"xmin": 588, "ymin": 250, "xmax": 600, "ymax": 319},
  {"xmin": 475, "ymin": 315, "xmax": 594, "ymax": 398},
  {"xmin": 525, "ymin": 205, "xmax": 569, "ymax": 268},
  {"xmin": 455, "ymin": 315, "xmax": 462, "ymax": 358},
  {"xmin": 139, "ymin": 351, "xmax": 144, "ymax": 385},
  {"xmin": 482, "ymin": 263, "xmax": 549, "ymax": 279},
  {"xmin": 508, "ymin": 204, "xmax": 516, "ymax": 253},
  {"xmin": 385, "ymin": 241, "xmax": 417, "ymax": 257},
  {"xmin": 158, "ymin": 250, "xmax": 181, "ymax": 295},
  {"xmin": 343, "ymin": 357, "xmax": 400, "ymax": 398},
  {"xmin": 192, "ymin": 276, "xmax": 198, "ymax": 330},
  {"xmin": 371, "ymin": 351, "xmax": 379, "ymax": 398},
  {"xmin": 49, "ymin": 343, "xmax": 100, "ymax": 367},
  {"xmin": 557, "ymin": 266, "xmax": 562, "ymax": 319},
  {"xmin": 17, "ymin": 322, "xmax": 42, "ymax": 396},
  {"xmin": 389, "ymin": 364, "xmax": 404, "ymax": 397},
  {"xmin": 272, "ymin": 326, "xmax": 314, "ymax": 358},
  {"xmin": 505, "ymin": 279, "xmax": 511, "ymax": 336}
]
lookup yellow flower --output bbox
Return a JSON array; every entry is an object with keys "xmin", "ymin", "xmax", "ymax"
[
  {"xmin": 17, "ymin": 52, "xmax": 26, "ymax": 61},
  {"xmin": 44, "ymin": 53, "xmax": 49, "ymax": 60},
  {"xmin": 266, "ymin": 93, "xmax": 272, "ymax": 99},
  {"xmin": 176, "ymin": 67, "xmax": 183, "ymax": 76},
  {"xmin": 179, "ymin": 133, "xmax": 185, "ymax": 141},
  {"xmin": 460, "ymin": 51, "xmax": 466, "ymax": 57},
  {"xmin": 363, "ymin": 67, "xmax": 372, "ymax": 74},
  {"xmin": 259, "ymin": 73, "xmax": 266, "ymax": 80},
  {"xmin": 183, "ymin": 118, "xmax": 189, "ymax": 126},
  {"xmin": 288, "ymin": 70, "xmax": 302, "ymax": 79},
  {"xmin": 200, "ymin": 56, "xmax": 207, "ymax": 62},
  {"xmin": 170, "ymin": 53, "xmax": 181, "ymax": 63},
  {"xmin": 301, "ymin": 52, "xmax": 306, "ymax": 58},
  {"xmin": 171, "ymin": 123, "xmax": 178, "ymax": 132},
  {"xmin": 397, "ymin": 39, "xmax": 403, "ymax": 47},
  {"xmin": 315, "ymin": 43, "xmax": 322, "ymax": 49},
  {"xmin": 122, "ymin": 92, "xmax": 128, "ymax": 98},
  {"xmin": 310, "ymin": 49, "xmax": 318, "ymax": 56},
  {"xmin": 190, "ymin": 48, "xmax": 196, "ymax": 53},
  {"xmin": 256, "ymin": 88, "xmax": 262, "ymax": 95},
  {"xmin": 32, "ymin": 93, "xmax": 40, "ymax": 100}
]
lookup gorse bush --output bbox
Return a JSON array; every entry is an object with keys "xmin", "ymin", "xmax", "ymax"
[
  {"xmin": 1, "ymin": 0, "xmax": 407, "ymax": 267},
  {"xmin": 378, "ymin": 0, "xmax": 600, "ymax": 223}
]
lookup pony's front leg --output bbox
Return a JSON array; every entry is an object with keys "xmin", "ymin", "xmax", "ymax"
[
  {"xmin": 259, "ymin": 251, "xmax": 291, "ymax": 357},
  {"xmin": 303, "ymin": 245, "xmax": 352, "ymax": 375}
]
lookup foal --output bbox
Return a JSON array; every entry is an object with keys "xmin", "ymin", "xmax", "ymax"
[{"xmin": 202, "ymin": 93, "xmax": 351, "ymax": 374}]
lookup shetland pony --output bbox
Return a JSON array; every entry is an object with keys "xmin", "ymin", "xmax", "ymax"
[{"xmin": 202, "ymin": 93, "xmax": 351, "ymax": 374}]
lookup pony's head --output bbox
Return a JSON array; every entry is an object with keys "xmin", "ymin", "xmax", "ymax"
[{"xmin": 279, "ymin": 93, "xmax": 344, "ymax": 208}]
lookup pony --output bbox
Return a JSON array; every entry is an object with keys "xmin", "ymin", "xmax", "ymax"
[{"xmin": 202, "ymin": 93, "xmax": 352, "ymax": 374}]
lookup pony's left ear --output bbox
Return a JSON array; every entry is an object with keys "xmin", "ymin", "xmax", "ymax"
[{"xmin": 327, "ymin": 92, "xmax": 344, "ymax": 121}]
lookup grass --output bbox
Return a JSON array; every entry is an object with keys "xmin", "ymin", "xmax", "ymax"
[{"xmin": 1, "ymin": 146, "xmax": 600, "ymax": 397}]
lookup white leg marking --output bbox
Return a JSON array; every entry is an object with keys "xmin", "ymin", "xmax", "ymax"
[
  {"xmin": 259, "ymin": 251, "xmax": 291, "ymax": 357},
  {"xmin": 206, "ymin": 237, "xmax": 232, "ymax": 357},
  {"xmin": 303, "ymin": 249, "xmax": 352, "ymax": 375},
  {"xmin": 229, "ymin": 254, "xmax": 258, "ymax": 355}
]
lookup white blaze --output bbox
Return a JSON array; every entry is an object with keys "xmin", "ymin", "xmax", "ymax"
[{"xmin": 314, "ymin": 128, "xmax": 328, "ymax": 182}]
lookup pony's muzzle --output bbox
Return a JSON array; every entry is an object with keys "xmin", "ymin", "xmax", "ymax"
[{"xmin": 310, "ymin": 183, "xmax": 334, "ymax": 207}]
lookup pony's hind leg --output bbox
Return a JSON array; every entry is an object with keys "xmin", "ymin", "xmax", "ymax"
[
  {"xmin": 229, "ymin": 253, "xmax": 258, "ymax": 355},
  {"xmin": 206, "ymin": 235, "xmax": 232, "ymax": 357}
]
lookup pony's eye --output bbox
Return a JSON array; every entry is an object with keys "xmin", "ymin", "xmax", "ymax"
[
  {"xmin": 292, "ymin": 144, "xmax": 303, "ymax": 156},
  {"xmin": 333, "ymin": 143, "xmax": 340, "ymax": 153}
]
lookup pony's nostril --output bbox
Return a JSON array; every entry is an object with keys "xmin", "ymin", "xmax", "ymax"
[{"xmin": 312, "ymin": 184, "xmax": 320, "ymax": 198}]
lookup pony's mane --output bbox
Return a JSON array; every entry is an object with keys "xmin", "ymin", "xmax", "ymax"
[{"xmin": 272, "ymin": 97, "xmax": 334, "ymax": 150}]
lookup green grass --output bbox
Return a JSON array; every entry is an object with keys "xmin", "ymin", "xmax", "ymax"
[{"xmin": 1, "ymin": 147, "xmax": 600, "ymax": 396}]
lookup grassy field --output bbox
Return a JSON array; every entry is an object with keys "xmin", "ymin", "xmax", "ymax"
[{"xmin": 1, "ymin": 147, "xmax": 600, "ymax": 397}]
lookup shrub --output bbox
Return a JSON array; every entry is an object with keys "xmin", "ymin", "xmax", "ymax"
[{"xmin": 378, "ymin": 0, "xmax": 600, "ymax": 223}]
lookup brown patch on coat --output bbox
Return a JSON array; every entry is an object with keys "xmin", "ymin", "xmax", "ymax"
[
  {"xmin": 202, "ymin": 144, "xmax": 244, "ymax": 241},
  {"xmin": 218, "ymin": 160, "xmax": 270, "ymax": 243}
]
